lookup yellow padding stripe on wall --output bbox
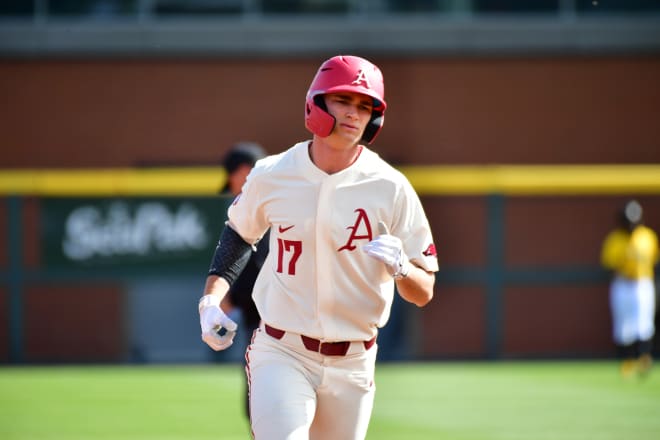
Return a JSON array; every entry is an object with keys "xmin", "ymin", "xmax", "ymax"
[
  {"xmin": 398, "ymin": 164, "xmax": 660, "ymax": 195},
  {"xmin": 0, "ymin": 167, "xmax": 227, "ymax": 196},
  {"xmin": 1, "ymin": 165, "xmax": 660, "ymax": 196}
]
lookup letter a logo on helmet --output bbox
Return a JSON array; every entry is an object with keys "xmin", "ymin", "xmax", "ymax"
[
  {"xmin": 304, "ymin": 55, "xmax": 386, "ymax": 144},
  {"xmin": 352, "ymin": 70, "xmax": 371, "ymax": 88}
]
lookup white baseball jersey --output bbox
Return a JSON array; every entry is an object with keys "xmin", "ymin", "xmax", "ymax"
[{"xmin": 228, "ymin": 141, "xmax": 439, "ymax": 342}]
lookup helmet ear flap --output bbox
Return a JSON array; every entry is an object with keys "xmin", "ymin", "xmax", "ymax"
[
  {"xmin": 362, "ymin": 112, "xmax": 384, "ymax": 144},
  {"xmin": 305, "ymin": 96, "xmax": 336, "ymax": 137}
]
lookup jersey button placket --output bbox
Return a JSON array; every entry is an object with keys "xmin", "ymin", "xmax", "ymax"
[{"xmin": 315, "ymin": 177, "xmax": 336, "ymax": 341}]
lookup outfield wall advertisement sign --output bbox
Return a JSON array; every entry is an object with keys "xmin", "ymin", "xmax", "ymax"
[{"xmin": 41, "ymin": 197, "xmax": 231, "ymax": 269}]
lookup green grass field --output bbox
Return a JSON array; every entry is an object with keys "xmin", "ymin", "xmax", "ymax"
[{"xmin": 1, "ymin": 361, "xmax": 659, "ymax": 440}]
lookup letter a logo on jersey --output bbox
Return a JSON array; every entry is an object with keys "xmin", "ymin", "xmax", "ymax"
[
  {"xmin": 352, "ymin": 69, "xmax": 371, "ymax": 89},
  {"xmin": 338, "ymin": 209, "xmax": 373, "ymax": 252}
]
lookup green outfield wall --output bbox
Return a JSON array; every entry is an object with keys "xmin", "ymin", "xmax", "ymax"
[{"xmin": 2, "ymin": 165, "xmax": 660, "ymax": 363}]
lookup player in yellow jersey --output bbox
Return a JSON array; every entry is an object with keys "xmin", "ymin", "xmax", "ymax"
[{"xmin": 601, "ymin": 200, "xmax": 659, "ymax": 378}]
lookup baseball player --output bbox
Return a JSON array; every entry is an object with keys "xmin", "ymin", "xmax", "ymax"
[
  {"xmin": 601, "ymin": 199, "xmax": 658, "ymax": 378},
  {"xmin": 198, "ymin": 55, "xmax": 439, "ymax": 439},
  {"xmin": 216, "ymin": 142, "xmax": 269, "ymax": 418}
]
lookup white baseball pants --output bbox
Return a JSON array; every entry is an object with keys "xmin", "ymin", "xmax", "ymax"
[
  {"xmin": 246, "ymin": 326, "xmax": 378, "ymax": 440},
  {"xmin": 609, "ymin": 276, "xmax": 656, "ymax": 345}
]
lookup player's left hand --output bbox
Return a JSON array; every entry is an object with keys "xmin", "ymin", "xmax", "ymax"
[
  {"xmin": 363, "ymin": 221, "xmax": 411, "ymax": 279},
  {"xmin": 199, "ymin": 295, "xmax": 238, "ymax": 351}
]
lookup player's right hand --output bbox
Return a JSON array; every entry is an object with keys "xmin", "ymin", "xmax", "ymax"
[{"xmin": 198, "ymin": 295, "xmax": 238, "ymax": 351}]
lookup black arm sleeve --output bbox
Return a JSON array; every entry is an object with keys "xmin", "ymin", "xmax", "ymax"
[{"xmin": 207, "ymin": 225, "xmax": 253, "ymax": 286}]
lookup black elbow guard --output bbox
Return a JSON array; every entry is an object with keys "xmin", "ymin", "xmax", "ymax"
[{"xmin": 208, "ymin": 225, "xmax": 254, "ymax": 286}]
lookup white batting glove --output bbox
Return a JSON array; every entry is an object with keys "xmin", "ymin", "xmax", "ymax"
[
  {"xmin": 198, "ymin": 295, "xmax": 238, "ymax": 351},
  {"xmin": 363, "ymin": 221, "xmax": 411, "ymax": 280}
]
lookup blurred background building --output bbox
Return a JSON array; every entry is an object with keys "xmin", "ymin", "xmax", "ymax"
[{"xmin": 1, "ymin": 0, "xmax": 659, "ymax": 364}]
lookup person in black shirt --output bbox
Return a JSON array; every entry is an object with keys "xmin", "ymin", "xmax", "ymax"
[{"xmin": 218, "ymin": 142, "xmax": 269, "ymax": 417}]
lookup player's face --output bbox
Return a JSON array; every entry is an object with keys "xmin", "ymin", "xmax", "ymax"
[{"xmin": 324, "ymin": 92, "xmax": 373, "ymax": 145}]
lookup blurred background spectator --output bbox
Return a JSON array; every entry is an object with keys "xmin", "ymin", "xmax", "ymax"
[{"xmin": 601, "ymin": 200, "xmax": 658, "ymax": 378}]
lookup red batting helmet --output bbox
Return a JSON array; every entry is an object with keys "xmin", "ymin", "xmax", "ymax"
[{"xmin": 304, "ymin": 55, "xmax": 387, "ymax": 144}]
